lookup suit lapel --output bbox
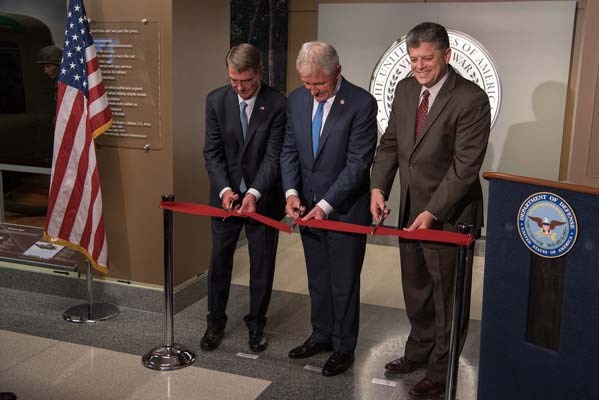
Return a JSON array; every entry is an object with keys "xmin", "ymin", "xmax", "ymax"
[
  {"xmin": 302, "ymin": 90, "xmax": 316, "ymax": 162},
  {"xmin": 314, "ymin": 79, "xmax": 347, "ymax": 160},
  {"xmin": 405, "ymin": 84, "xmax": 420, "ymax": 149},
  {"xmin": 227, "ymin": 88, "xmax": 245, "ymax": 146},
  {"xmin": 242, "ymin": 86, "xmax": 266, "ymax": 155}
]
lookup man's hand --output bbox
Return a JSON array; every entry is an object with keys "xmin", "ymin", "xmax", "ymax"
[
  {"xmin": 221, "ymin": 189, "xmax": 239, "ymax": 210},
  {"xmin": 404, "ymin": 210, "xmax": 434, "ymax": 231},
  {"xmin": 237, "ymin": 193, "xmax": 256, "ymax": 214},
  {"xmin": 370, "ymin": 189, "xmax": 389, "ymax": 223},
  {"xmin": 285, "ymin": 195, "xmax": 305, "ymax": 219},
  {"xmin": 302, "ymin": 205, "xmax": 325, "ymax": 221}
]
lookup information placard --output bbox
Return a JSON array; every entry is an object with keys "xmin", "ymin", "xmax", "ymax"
[
  {"xmin": 0, "ymin": 223, "xmax": 82, "ymax": 271},
  {"xmin": 91, "ymin": 21, "xmax": 161, "ymax": 149}
]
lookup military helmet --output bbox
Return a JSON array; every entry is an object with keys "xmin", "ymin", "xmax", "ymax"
[{"xmin": 36, "ymin": 45, "xmax": 62, "ymax": 65}]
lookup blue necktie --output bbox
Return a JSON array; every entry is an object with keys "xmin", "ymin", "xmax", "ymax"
[
  {"xmin": 240, "ymin": 101, "xmax": 249, "ymax": 140},
  {"xmin": 239, "ymin": 101, "xmax": 248, "ymax": 192},
  {"xmin": 312, "ymin": 101, "xmax": 325, "ymax": 157}
]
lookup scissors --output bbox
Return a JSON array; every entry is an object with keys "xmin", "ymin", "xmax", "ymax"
[
  {"xmin": 290, "ymin": 206, "xmax": 306, "ymax": 231},
  {"xmin": 222, "ymin": 199, "xmax": 235, "ymax": 221},
  {"xmin": 371, "ymin": 207, "xmax": 390, "ymax": 236}
]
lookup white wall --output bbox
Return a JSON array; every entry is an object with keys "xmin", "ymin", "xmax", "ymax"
[{"xmin": 319, "ymin": 1, "xmax": 575, "ymax": 227}]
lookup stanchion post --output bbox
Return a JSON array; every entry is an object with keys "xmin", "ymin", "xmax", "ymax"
[
  {"xmin": 142, "ymin": 194, "xmax": 196, "ymax": 370},
  {"xmin": 445, "ymin": 224, "xmax": 473, "ymax": 400},
  {"xmin": 164, "ymin": 193, "xmax": 175, "ymax": 348},
  {"xmin": 63, "ymin": 260, "xmax": 119, "ymax": 323}
]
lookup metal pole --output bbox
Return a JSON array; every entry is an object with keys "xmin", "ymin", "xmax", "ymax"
[
  {"xmin": 142, "ymin": 194, "xmax": 195, "ymax": 370},
  {"xmin": 163, "ymin": 193, "xmax": 175, "ymax": 347},
  {"xmin": 86, "ymin": 260, "xmax": 93, "ymax": 318},
  {"xmin": 445, "ymin": 224, "xmax": 473, "ymax": 400},
  {"xmin": 63, "ymin": 261, "xmax": 118, "ymax": 323}
]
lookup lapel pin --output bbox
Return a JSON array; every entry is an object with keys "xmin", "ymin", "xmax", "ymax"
[
  {"xmin": 340, "ymin": 99, "xmax": 345, "ymax": 105},
  {"xmin": 260, "ymin": 106, "xmax": 265, "ymax": 110}
]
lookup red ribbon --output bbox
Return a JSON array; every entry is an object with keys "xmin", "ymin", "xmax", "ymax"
[{"xmin": 160, "ymin": 201, "xmax": 474, "ymax": 247}]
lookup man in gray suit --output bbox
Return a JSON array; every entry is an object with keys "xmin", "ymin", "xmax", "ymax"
[{"xmin": 370, "ymin": 22, "xmax": 491, "ymax": 398}]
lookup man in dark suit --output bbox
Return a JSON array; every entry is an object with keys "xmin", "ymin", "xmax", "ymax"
[
  {"xmin": 281, "ymin": 41, "xmax": 378, "ymax": 376},
  {"xmin": 202, "ymin": 43, "xmax": 286, "ymax": 353},
  {"xmin": 370, "ymin": 22, "xmax": 491, "ymax": 398}
]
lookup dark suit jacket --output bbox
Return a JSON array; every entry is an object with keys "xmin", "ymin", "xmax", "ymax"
[
  {"xmin": 371, "ymin": 67, "xmax": 491, "ymax": 230},
  {"xmin": 281, "ymin": 78, "xmax": 378, "ymax": 226},
  {"xmin": 204, "ymin": 83, "xmax": 286, "ymax": 220}
]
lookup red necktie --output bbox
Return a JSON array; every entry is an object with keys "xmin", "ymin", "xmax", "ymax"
[{"xmin": 415, "ymin": 89, "xmax": 430, "ymax": 139}]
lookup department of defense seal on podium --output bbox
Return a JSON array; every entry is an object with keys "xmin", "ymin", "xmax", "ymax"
[{"xmin": 517, "ymin": 192, "xmax": 578, "ymax": 258}]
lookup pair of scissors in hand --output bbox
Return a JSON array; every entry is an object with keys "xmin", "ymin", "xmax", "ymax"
[
  {"xmin": 290, "ymin": 206, "xmax": 306, "ymax": 230},
  {"xmin": 371, "ymin": 206, "xmax": 390, "ymax": 236}
]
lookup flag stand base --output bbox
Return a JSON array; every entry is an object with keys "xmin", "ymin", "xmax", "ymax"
[
  {"xmin": 63, "ymin": 261, "xmax": 119, "ymax": 324},
  {"xmin": 63, "ymin": 303, "xmax": 119, "ymax": 323},
  {"xmin": 142, "ymin": 345, "xmax": 196, "ymax": 371}
]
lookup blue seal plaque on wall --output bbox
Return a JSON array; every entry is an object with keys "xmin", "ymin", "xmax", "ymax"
[{"xmin": 517, "ymin": 192, "xmax": 578, "ymax": 258}]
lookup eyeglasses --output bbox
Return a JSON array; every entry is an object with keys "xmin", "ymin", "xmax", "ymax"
[
  {"xmin": 302, "ymin": 81, "xmax": 329, "ymax": 89},
  {"xmin": 229, "ymin": 76, "xmax": 257, "ymax": 86}
]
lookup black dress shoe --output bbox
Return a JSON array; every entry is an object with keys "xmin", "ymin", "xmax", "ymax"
[
  {"xmin": 248, "ymin": 330, "xmax": 268, "ymax": 352},
  {"xmin": 384, "ymin": 356, "xmax": 426, "ymax": 374},
  {"xmin": 409, "ymin": 377, "xmax": 445, "ymax": 399},
  {"xmin": 322, "ymin": 352, "xmax": 354, "ymax": 377},
  {"xmin": 288, "ymin": 338, "xmax": 333, "ymax": 359},
  {"xmin": 200, "ymin": 328, "xmax": 224, "ymax": 351}
]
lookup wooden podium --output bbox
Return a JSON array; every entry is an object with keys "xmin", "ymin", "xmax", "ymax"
[{"xmin": 478, "ymin": 172, "xmax": 599, "ymax": 400}]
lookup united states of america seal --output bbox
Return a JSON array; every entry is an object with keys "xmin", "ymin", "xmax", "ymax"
[{"xmin": 370, "ymin": 30, "xmax": 501, "ymax": 133}]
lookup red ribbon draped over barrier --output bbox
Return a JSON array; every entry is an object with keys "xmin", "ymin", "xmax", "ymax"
[{"xmin": 160, "ymin": 201, "xmax": 474, "ymax": 247}]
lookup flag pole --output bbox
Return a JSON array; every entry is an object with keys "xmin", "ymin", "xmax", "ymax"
[
  {"xmin": 142, "ymin": 194, "xmax": 196, "ymax": 370},
  {"xmin": 63, "ymin": 260, "xmax": 119, "ymax": 323}
]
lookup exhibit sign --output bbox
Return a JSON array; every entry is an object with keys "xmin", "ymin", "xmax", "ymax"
[{"xmin": 90, "ymin": 21, "xmax": 161, "ymax": 149}]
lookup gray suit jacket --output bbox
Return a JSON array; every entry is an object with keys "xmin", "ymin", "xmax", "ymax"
[{"xmin": 371, "ymin": 67, "xmax": 491, "ymax": 230}]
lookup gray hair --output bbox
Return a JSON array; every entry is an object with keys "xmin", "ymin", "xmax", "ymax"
[
  {"xmin": 296, "ymin": 41, "xmax": 339, "ymax": 77},
  {"xmin": 226, "ymin": 43, "xmax": 262, "ymax": 73},
  {"xmin": 406, "ymin": 22, "xmax": 450, "ymax": 51}
]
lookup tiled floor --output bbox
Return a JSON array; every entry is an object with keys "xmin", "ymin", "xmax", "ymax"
[{"xmin": 0, "ymin": 233, "xmax": 485, "ymax": 400}]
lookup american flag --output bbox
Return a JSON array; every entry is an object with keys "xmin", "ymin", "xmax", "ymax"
[{"xmin": 44, "ymin": 0, "xmax": 112, "ymax": 272}]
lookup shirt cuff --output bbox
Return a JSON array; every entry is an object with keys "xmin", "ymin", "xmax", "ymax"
[
  {"xmin": 317, "ymin": 199, "xmax": 333, "ymax": 217},
  {"xmin": 425, "ymin": 209, "xmax": 438, "ymax": 221},
  {"xmin": 285, "ymin": 189, "xmax": 299, "ymax": 199},
  {"xmin": 219, "ymin": 187, "xmax": 232, "ymax": 199},
  {"xmin": 247, "ymin": 188, "xmax": 261, "ymax": 201}
]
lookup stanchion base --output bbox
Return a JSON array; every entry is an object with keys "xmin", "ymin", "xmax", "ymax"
[
  {"xmin": 63, "ymin": 303, "xmax": 119, "ymax": 323},
  {"xmin": 142, "ymin": 345, "xmax": 196, "ymax": 371}
]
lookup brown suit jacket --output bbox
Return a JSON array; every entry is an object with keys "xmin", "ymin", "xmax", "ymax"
[{"xmin": 371, "ymin": 67, "xmax": 491, "ymax": 231}]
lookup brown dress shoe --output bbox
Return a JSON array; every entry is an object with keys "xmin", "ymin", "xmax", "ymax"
[
  {"xmin": 384, "ymin": 356, "xmax": 426, "ymax": 374},
  {"xmin": 408, "ymin": 377, "xmax": 445, "ymax": 399}
]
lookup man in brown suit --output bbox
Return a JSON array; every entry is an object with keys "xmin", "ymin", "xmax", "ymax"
[{"xmin": 370, "ymin": 22, "xmax": 491, "ymax": 399}]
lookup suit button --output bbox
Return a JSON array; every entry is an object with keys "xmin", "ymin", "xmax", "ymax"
[{"xmin": 409, "ymin": 164, "xmax": 414, "ymax": 170}]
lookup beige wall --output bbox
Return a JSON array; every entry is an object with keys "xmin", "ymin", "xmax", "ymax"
[
  {"xmin": 87, "ymin": 0, "xmax": 227, "ymax": 286},
  {"xmin": 88, "ymin": 0, "xmax": 174, "ymax": 285},
  {"xmin": 172, "ymin": 0, "xmax": 229, "ymax": 285}
]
